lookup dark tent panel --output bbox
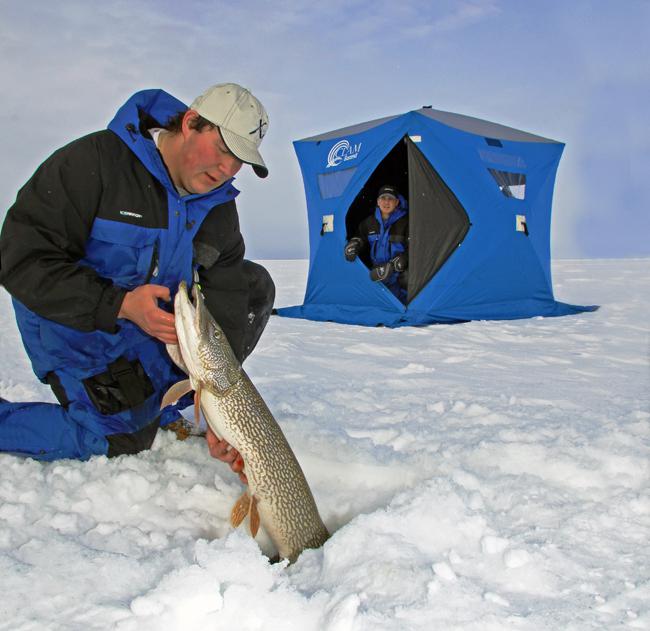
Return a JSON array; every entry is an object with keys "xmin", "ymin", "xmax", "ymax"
[{"xmin": 406, "ymin": 137, "xmax": 470, "ymax": 301}]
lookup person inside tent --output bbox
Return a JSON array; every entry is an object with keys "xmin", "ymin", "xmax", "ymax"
[{"xmin": 344, "ymin": 184, "xmax": 409, "ymax": 302}]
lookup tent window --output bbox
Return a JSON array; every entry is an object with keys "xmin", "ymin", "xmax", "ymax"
[
  {"xmin": 485, "ymin": 137, "xmax": 503, "ymax": 147},
  {"xmin": 318, "ymin": 167, "xmax": 357, "ymax": 199},
  {"xmin": 488, "ymin": 168, "xmax": 526, "ymax": 200}
]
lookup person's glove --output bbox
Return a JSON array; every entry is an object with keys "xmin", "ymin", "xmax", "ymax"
[
  {"xmin": 391, "ymin": 252, "xmax": 408, "ymax": 272},
  {"xmin": 370, "ymin": 261, "xmax": 394, "ymax": 282},
  {"xmin": 344, "ymin": 237, "xmax": 363, "ymax": 262}
]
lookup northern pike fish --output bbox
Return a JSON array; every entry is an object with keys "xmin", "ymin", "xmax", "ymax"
[{"xmin": 162, "ymin": 281, "xmax": 329, "ymax": 563}]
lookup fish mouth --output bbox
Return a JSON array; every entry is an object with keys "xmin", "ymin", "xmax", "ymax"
[
  {"xmin": 173, "ymin": 281, "xmax": 205, "ymax": 378},
  {"xmin": 176, "ymin": 281, "xmax": 195, "ymax": 326},
  {"xmin": 176, "ymin": 280, "xmax": 205, "ymax": 328},
  {"xmin": 191, "ymin": 282, "xmax": 205, "ymax": 328}
]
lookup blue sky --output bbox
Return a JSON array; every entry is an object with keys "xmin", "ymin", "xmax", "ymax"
[{"xmin": 0, "ymin": 0, "xmax": 647, "ymax": 259}]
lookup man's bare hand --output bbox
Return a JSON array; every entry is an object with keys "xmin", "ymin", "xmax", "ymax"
[
  {"xmin": 206, "ymin": 426, "xmax": 248, "ymax": 484},
  {"xmin": 118, "ymin": 284, "xmax": 178, "ymax": 344}
]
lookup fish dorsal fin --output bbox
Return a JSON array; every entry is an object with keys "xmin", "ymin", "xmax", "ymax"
[{"xmin": 160, "ymin": 379, "xmax": 193, "ymax": 409}]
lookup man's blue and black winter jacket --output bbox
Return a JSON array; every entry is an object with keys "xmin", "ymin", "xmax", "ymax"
[{"xmin": 0, "ymin": 89, "xmax": 254, "ymax": 441}]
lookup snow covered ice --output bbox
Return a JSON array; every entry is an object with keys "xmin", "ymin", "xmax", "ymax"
[{"xmin": 0, "ymin": 258, "xmax": 648, "ymax": 630}]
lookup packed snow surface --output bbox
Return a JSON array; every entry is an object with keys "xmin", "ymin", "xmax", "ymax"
[{"xmin": 0, "ymin": 258, "xmax": 648, "ymax": 630}]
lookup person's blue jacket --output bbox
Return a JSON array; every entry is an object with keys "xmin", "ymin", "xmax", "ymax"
[
  {"xmin": 0, "ymin": 89, "xmax": 251, "ymax": 459},
  {"xmin": 368, "ymin": 196, "xmax": 409, "ymax": 266},
  {"xmin": 356, "ymin": 194, "xmax": 409, "ymax": 299}
]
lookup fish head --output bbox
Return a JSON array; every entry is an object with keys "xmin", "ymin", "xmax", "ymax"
[{"xmin": 172, "ymin": 280, "xmax": 241, "ymax": 393}]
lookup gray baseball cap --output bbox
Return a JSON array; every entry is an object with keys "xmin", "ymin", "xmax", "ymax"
[{"xmin": 190, "ymin": 83, "xmax": 269, "ymax": 178}]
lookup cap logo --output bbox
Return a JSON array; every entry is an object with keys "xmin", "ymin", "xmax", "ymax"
[
  {"xmin": 249, "ymin": 118, "xmax": 268, "ymax": 140},
  {"xmin": 326, "ymin": 139, "xmax": 362, "ymax": 168}
]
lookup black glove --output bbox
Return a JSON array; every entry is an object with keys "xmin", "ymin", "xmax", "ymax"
[
  {"xmin": 391, "ymin": 252, "xmax": 408, "ymax": 273},
  {"xmin": 370, "ymin": 261, "xmax": 394, "ymax": 282},
  {"xmin": 344, "ymin": 237, "xmax": 363, "ymax": 262}
]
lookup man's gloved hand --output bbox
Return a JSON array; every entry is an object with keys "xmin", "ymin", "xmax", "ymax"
[
  {"xmin": 370, "ymin": 261, "xmax": 394, "ymax": 282},
  {"xmin": 344, "ymin": 237, "xmax": 363, "ymax": 262},
  {"xmin": 391, "ymin": 252, "xmax": 408, "ymax": 272}
]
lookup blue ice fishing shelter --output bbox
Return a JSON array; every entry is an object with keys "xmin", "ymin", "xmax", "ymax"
[{"xmin": 277, "ymin": 107, "xmax": 596, "ymax": 327}]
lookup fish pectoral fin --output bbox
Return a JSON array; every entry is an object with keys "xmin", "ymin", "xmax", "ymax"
[
  {"xmin": 230, "ymin": 492, "xmax": 251, "ymax": 528},
  {"xmin": 249, "ymin": 496, "xmax": 260, "ymax": 538},
  {"xmin": 160, "ymin": 379, "xmax": 193, "ymax": 409}
]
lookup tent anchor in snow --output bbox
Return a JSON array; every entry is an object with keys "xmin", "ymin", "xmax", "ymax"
[{"xmin": 277, "ymin": 106, "xmax": 597, "ymax": 327}]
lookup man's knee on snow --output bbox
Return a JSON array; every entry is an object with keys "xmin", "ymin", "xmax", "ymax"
[
  {"xmin": 106, "ymin": 416, "xmax": 160, "ymax": 457},
  {"xmin": 241, "ymin": 261, "xmax": 275, "ymax": 362}
]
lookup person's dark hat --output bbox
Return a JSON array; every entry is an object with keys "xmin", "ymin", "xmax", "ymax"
[{"xmin": 377, "ymin": 185, "xmax": 399, "ymax": 199}]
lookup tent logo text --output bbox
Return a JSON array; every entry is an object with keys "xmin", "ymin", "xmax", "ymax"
[{"xmin": 326, "ymin": 139, "xmax": 362, "ymax": 168}]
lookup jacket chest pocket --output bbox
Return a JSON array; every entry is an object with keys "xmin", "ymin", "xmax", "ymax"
[
  {"xmin": 388, "ymin": 237, "xmax": 406, "ymax": 257},
  {"xmin": 83, "ymin": 219, "xmax": 160, "ymax": 288},
  {"xmin": 368, "ymin": 232, "xmax": 390, "ymax": 263}
]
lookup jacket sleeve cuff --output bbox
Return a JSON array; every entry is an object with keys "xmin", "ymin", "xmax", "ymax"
[{"xmin": 95, "ymin": 284, "xmax": 127, "ymax": 333}]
